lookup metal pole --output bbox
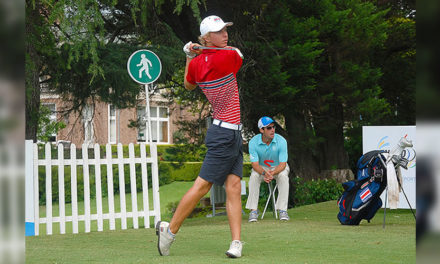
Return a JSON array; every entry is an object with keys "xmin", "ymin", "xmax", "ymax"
[
  {"xmin": 117, "ymin": 109, "xmax": 120, "ymax": 143},
  {"xmin": 145, "ymin": 83, "xmax": 153, "ymax": 144},
  {"xmin": 262, "ymin": 182, "xmax": 272, "ymax": 220},
  {"xmin": 272, "ymin": 184, "xmax": 278, "ymax": 219},
  {"xmin": 211, "ymin": 186, "xmax": 216, "ymax": 217},
  {"xmin": 395, "ymin": 173, "xmax": 417, "ymax": 220},
  {"xmin": 383, "ymin": 186, "xmax": 388, "ymax": 229}
]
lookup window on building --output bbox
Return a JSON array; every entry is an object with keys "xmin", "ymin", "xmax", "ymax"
[
  {"xmin": 137, "ymin": 106, "xmax": 169, "ymax": 143},
  {"xmin": 43, "ymin": 103, "xmax": 57, "ymax": 142},
  {"xmin": 82, "ymin": 104, "xmax": 94, "ymax": 145},
  {"xmin": 108, "ymin": 104, "xmax": 117, "ymax": 144}
]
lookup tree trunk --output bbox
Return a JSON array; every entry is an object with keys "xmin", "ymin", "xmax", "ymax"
[
  {"xmin": 315, "ymin": 100, "xmax": 349, "ymax": 171},
  {"xmin": 284, "ymin": 111, "xmax": 320, "ymax": 181},
  {"xmin": 25, "ymin": 0, "xmax": 42, "ymax": 142},
  {"xmin": 25, "ymin": 59, "xmax": 41, "ymax": 142}
]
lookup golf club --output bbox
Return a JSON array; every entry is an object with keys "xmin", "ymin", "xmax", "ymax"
[
  {"xmin": 191, "ymin": 46, "xmax": 233, "ymax": 51},
  {"xmin": 192, "ymin": 46, "xmax": 244, "ymax": 59}
]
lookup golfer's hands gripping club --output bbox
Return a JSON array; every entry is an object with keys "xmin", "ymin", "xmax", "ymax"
[
  {"xmin": 183, "ymin": 41, "xmax": 202, "ymax": 58},
  {"xmin": 263, "ymin": 170, "xmax": 274, "ymax": 183}
]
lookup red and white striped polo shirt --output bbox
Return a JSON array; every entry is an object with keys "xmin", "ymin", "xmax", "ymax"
[{"xmin": 186, "ymin": 48, "xmax": 243, "ymax": 125}]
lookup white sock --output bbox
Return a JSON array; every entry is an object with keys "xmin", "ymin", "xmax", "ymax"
[{"xmin": 167, "ymin": 227, "xmax": 175, "ymax": 237}]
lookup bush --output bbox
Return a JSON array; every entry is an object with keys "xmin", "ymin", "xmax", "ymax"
[
  {"xmin": 38, "ymin": 159, "xmax": 172, "ymax": 205},
  {"xmin": 161, "ymin": 144, "xmax": 207, "ymax": 162},
  {"xmin": 290, "ymin": 177, "xmax": 344, "ymax": 207},
  {"xmin": 36, "ymin": 144, "xmax": 245, "ymax": 205},
  {"xmin": 243, "ymin": 162, "xmax": 252, "ymax": 178},
  {"xmin": 159, "ymin": 162, "xmax": 202, "ymax": 181}
]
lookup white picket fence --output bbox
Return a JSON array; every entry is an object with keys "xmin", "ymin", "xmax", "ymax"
[{"xmin": 25, "ymin": 141, "xmax": 161, "ymax": 236}]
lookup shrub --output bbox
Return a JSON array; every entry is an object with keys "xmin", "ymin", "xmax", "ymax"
[
  {"xmin": 159, "ymin": 162, "xmax": 202, "ymax": 181},
  {"xmin": 36, "ymin": 144, "xmax": 242, "ymax": 205},
  {"xmin": 163, "ymin": 144, "xmax": 206, "ymax": 162},
  {"xmin": 290, "ymin": 177, "xmax": 344, "ymax": 207},
  {"xmin": 243, "ymin": 162, "xmax": 252, "ymax": 178},
  {"xmin": 38, "ymin": 158, "xmax": 172, "ymax": 205}
]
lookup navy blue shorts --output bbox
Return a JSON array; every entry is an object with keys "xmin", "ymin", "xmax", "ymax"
[{"xmin": 199, "ymin": 124, "xmax": 243, "ymax": 185}]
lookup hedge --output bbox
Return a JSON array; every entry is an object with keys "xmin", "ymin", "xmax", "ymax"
[
  {"xmin": 290, "ymin": 177, "xmax": 344, "ymax": 207},
  {"xmin": 160, "ymin": 162, "xmax": 253, "ymax": 182},
  {"xmin": 36, "ymin": 142, "xmax": 249, "ymax": 204},
  {"xmin": 38, "ymin": 162, "xmax": 175, "ymax": 205},
  {"xmin": 36, "ymin": 144, "xmax": 179, "ymax": 160},
  {"xmin": 159, "ymin": 162, "xmax": 202, "ymax": 181}
]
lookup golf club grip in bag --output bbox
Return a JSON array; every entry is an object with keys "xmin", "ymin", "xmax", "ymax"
[{"xmin": 337, "ymin": 150, "xmax": 388, "ymax": 225}]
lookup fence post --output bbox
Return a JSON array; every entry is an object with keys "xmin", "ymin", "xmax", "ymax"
[
  {"xmin": 150, "ymin": 143, "xmax": 161, "ymax": 226},
  {"xmin": 58, "ymin": 143, "xmax": 66, "ymax": 234},
  {"xmin": 26, "ymin": 142, "xmax": 160, "ymax": 235},
  {"xmin": 128, "ymin": 143, "xmax": 139, "ymax": 229},
  {"xmin": 45, "ymin": 143, "xmax": 53, "ymax": 235},
  {"xmin": 82, "ymin": 144, "xmax": 91, "ymax": 233},
  {"xmin": 25, "ymin": 140, "xmax": 35, "ymax": 236},
  {"xmin": 70, "ymin": 144, "xmax": 78, "ymax": 233},
  {"xmin": 140, "ymin": 143, "xmax": 150, "ymax": 228},
  {"xmin": 33, "ymin": 144, "xmax": 39, "ymax": 236},
  {"xmin": 94, "ymin": 144, "xmax": 103, "ymax": 231},
  {"xmin": 117, "ymin": 143, "xmax": 127, "ymax": 229},
  {"xmin": 106, "ymin": 144, "xmax": 116, "ymax": 230}
]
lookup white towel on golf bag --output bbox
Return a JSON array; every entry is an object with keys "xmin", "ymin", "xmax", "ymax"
[{"xmin": 386, "ymin": 161, "xmax": 402, "ymax": 209}]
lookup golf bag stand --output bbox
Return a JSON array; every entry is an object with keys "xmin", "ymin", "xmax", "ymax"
[
  {"xmin": 382, "ymin": 163, "xmax": 417, "ymax": 228},
  {"xmin": 382, "ymin": 135, "xmax": 417, "ymax": 228}
]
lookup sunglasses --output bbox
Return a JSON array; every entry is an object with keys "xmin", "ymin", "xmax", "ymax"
[{"xmin": 264, "ymin": 125, "xmax": 275, "ymax": 130}]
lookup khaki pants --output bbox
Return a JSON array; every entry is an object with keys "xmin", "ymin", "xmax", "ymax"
[{"xmin": 245, "ymin": 164, "xmax": 290, "ymax": 211}]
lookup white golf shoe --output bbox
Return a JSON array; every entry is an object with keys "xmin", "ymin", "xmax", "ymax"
[
  {"xmin": 156, "ymin": 221, "xmax": 175, "ymax": 256},
  {"xmin": 225, "ymin": 240, "xmax": 243, "ymax": 258},
  {"xmin": 279, "ymin": 210, "xmax": 290, "ymax": 221},
  {"xmin": 248, "ymin": 210, "xmax": 259, "ymax": 222}
]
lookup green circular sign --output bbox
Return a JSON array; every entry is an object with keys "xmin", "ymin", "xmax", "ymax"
[{"xmin": 127, "ymin": 50, "xmax": 162, "ymax": 84}]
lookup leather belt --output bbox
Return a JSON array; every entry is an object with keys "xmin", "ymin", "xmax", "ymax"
[{"xmin": 212, "ymin": 119, "xmax": 242, "ymax": 131}]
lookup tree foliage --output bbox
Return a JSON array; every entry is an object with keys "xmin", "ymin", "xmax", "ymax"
[
  {"xmin": 37, "ymin": 105, "xmax": 66, "ymax": 142},
  {"xmin": 25, "ymin": 0, "xmax": 204, "ymax": 141},
  {"xmin": 218, "ymin": 0, "xmax": 392, "ymax": 179},
  {"xmin": 26, "ymin": 0, "xmax": 415, "ymax": 186}
]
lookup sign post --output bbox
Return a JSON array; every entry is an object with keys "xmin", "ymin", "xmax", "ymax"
[
  {"xmin": 127, "ymin": 49, "xmax": 162, "ymax": 143},
  {"xmin": 127, "ymin": 49, "xmax": 162, "ymax": 226}
]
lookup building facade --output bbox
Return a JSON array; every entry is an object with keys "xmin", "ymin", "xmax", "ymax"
[{"xmin": 40, "ymin": 90, "xmax": 201, "ymax": 146}]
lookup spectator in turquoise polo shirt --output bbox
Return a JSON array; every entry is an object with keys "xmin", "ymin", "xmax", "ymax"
[{"xmin": 245, "ymin": 116, "xmax": 290, "ymax": 222}]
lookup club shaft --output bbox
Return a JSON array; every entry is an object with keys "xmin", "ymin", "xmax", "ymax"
[
  {"xmin": 192, "ymin": 46, "xmax": 244, "ymax": 59},
  {"xmin": 192, "ymin": 46, "xmax": 235, "ymax": 51}
]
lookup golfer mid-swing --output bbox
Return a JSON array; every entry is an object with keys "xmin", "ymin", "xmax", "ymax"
[{"xmin": 156, "ymin": 15, "xmax": 244, "ymax": 258}]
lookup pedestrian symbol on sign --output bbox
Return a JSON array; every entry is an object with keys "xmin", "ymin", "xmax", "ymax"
[
  {"xmin": 137, "ymin": 54, "xmax": 153, "ymax": 79},
  {"xmin": 127, "ymin": 50, "xmax": 162, "ymax": 84}
]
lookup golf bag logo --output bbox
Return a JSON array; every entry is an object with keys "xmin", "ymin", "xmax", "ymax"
[
  {"xmin": 263, "ymin": 160, "xmax": 274, "ymax": 167},
  {"xmin": 377, "ymin": 135, "xmax": 416, "ymax": 169},
  {"xmin": 360, "ymin": 188, "xmax": 372, "ymax": 203},
  {"xmin": 377, "ymin": 136, "xmax": 390, "ymax": 149}
]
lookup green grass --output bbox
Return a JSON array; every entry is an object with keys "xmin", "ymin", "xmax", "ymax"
[{"xmin": 26, "ymin": 200, "xmax": 415, "ymax": 263}]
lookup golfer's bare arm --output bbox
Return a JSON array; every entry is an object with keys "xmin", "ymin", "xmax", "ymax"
[
  {"xmin": 271, "ymin": 162, "xmax": 287, "ymax": 175},
  {"xmin": 184, "ymin": 57, "xmax": 197, "ymax": 91},
  {"xmin": 251, "ymin": 162, "xmax": 267, "ymax": 175},
  {"xmin": 252, "ymin": 161, "xmax": 286, "ymax": 176}
]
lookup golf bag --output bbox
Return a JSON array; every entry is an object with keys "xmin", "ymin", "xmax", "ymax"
[{"xmin": 337, "ymin": 150, "xmax": 388, "ymax": 225}]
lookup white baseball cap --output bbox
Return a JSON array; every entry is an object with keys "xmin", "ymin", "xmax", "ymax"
[
  {"xmin": 200, "ymin": 15, "xmax": 233, "ymax": 36},
  {"xmin": 258, "ymin": 116, "xmax": 274, "ymax": 129}
]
